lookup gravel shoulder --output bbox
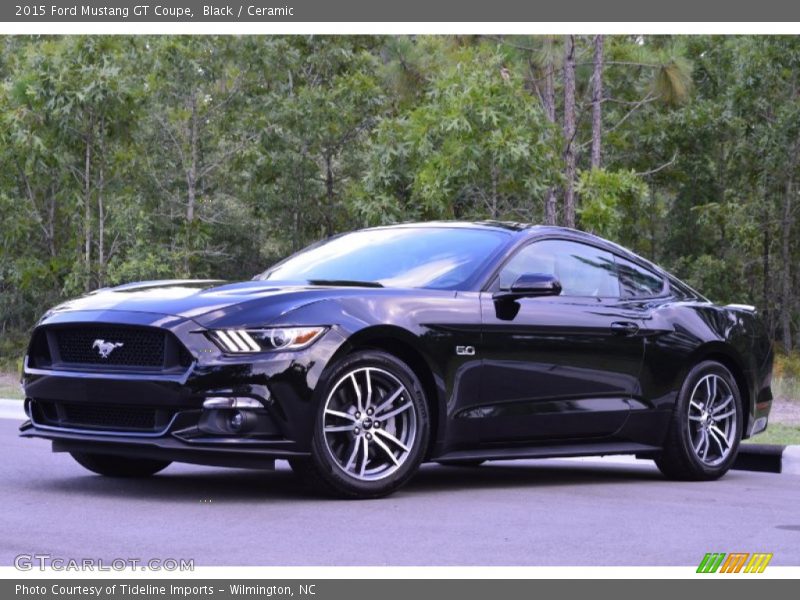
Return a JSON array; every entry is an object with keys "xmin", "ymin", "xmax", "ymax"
[
  {"xmin": 770, "ymin": 396, "xmax": 800, "ymax": 426},
  {"xmin": 0, "ymin": 371, "xmax": 21, "ymax": 400}
]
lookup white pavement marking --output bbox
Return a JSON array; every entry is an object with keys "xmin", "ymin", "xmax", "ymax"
[{"xmin": 0, "ymin": 399, "xmax": 25, "ymax": 420}]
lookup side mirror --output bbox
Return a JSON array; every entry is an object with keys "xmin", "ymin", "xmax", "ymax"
[{"xmin": 493, "ymin": 273, "xmax": 562, "ymax": 301}]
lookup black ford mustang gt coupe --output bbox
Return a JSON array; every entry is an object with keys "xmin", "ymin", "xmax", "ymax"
[{"xmin": 20, "ymin": 222, "xmax": 773, "ymax": 498}]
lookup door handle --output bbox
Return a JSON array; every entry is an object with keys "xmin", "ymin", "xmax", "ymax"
[{"xmin": 610, "ymin": 321, "xmax": 639, "ymax": 336}]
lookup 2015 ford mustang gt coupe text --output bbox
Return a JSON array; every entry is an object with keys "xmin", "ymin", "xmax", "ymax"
[{"xmin": 19, "ymin": 222, "xmax": 774, "ymax": 498}]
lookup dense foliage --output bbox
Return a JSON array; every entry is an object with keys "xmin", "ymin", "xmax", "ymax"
[{"xmin": 1, "ymin": 35, "xmax": 799, "ymax": 366}]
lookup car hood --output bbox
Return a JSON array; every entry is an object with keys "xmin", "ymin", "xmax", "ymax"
[{"xmin": 43, "ymin": 279, "xmax": 362, "ymax": 327}]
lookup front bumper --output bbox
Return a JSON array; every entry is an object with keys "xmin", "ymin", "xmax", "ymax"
[
  {"xmin": 20, "ymin": 310, "xmax": 348, "ymax": 467},
  {"xmin": 19, "ymin": 419, "xmax": 306, "ymax": 469}
]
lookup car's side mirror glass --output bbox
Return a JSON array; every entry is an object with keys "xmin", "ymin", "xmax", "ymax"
[{"xmin": 493, "ymin": 273, "xmax": 562, "ymax": 301}]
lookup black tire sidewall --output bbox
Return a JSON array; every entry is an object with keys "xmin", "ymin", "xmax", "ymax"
[
  {"xmin": 309, "ymin": 350, "xmax": 429, "ymax": 498},
  {"xmin": 673, "ymin": 360, "xmax": 743, "ymax": 477}
]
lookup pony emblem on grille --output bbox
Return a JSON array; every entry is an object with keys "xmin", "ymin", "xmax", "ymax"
[{"xmin": 92, "ymin": 339, "xmax": 124, "ymax": 359}]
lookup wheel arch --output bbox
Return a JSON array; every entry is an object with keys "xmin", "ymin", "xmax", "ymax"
[
  {"xmin": 684, "ymin": 343, "xmax": 752, "ymax": 435},
  {"xmin": 328, "ymin": 325, "xmax": 445, "ymax": 458}
]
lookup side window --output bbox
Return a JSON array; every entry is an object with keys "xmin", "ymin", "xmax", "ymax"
[
  {"xmin": 496, "ymin": 240, "xmax": 620, "ymax": 298},
  {"xmin": 616, "ymin": 256, "xmax": 664, "ymax": 298}
]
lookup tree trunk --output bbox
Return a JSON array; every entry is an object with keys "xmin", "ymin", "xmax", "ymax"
[
  {"xmin": 294, "ymin": 148, "xmax": 308, "ymax": 252},
  {"xmin": 780, "ymin": 176, "xmax": 794, "ymax": 351},
  {"xmin": 184, "ymin": 91, "xmax": 199, "ymax": 275},
  {"xmin": 761, "ymin": 183, "xmax": 771, "ymax": 334},
  {"xmin": 97, "ymin": 118, "xmax": 106, "ymax": 287},
  {"xmin": 47, "ymin": 186, "xmax": 56, "ymax": 257},
  {"xmin": 491, "ymin": 164, "xmax": 499, "ymax": 219},
  {"xmin": 763, "ymin": 226, "xmax": 771, "ymax": 317},
  {"xmin": 563, "ymin": 35, "xmax": 577, "ymax": 229},
  {"xmin": 590, "ymin": 35, "xmax": 604, "ymax": 170},
  {"xmin": 324, "ymin": 154, "xmax": 334, "ymax": 237},
  {"xmin": 83, "ymin": 111, "xmax": 94, "ymax": 291},
  {"xmin": 293, "ymin": 165, "xmax": 301, "ymax": 253},
  {"xmin": 542, "ymin": 38, "xmax": 558, "ymax": 226},
  {"xmin": 648, "ymin": 186, "xmax": 658, "ymax": 261},
  {"xmin": 187, "ymin": 91, "xmax": 198, "ymax": 224}
]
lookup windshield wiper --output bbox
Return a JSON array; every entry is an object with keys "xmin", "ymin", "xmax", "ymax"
[{"xmin": 307, "ymin": 279, "xmax": 384, "ymax": 288}]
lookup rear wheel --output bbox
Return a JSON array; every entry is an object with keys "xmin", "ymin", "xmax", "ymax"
[
  {"xmin": 70, "ymin": 452, "xmax": 171, "ymax": 477},
  {"xmin": 290, "ymin": 350, "xmax": 429, "ymax": 499},
  {"xmin": 655, "ymin": 360, "xmax": 743, "ymax": 481}
]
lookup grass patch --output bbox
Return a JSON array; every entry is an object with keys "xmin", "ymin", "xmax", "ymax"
[{"xmin": 744, "ymin": 423, "xmax": 800, "ymax": 446}]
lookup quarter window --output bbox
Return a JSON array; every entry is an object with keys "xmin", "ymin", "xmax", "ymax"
[
  {"xmin": 496, "ymin": 240, "xmax": 620, "ymax": 298},
  {"xmin": 615, "ymin": 256, "xmax": 664, "ymax": 298}
]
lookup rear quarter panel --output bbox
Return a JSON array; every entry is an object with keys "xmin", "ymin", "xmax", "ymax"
[{"xmin": 639, "ymin": 300, "xmax": 773, "ymax": 437}]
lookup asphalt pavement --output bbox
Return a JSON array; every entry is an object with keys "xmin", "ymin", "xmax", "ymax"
[{"xmin": 2, "ymin": 417, "xmax": 799, "ymax": 567}]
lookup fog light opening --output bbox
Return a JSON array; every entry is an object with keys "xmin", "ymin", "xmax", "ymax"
[
  {"xmin": 226, "ymin": 409, "xmax": 258, "ymax": 434},
  {"xmin": 200, "ymin": 396, "xmax": 266, "ymax": 435},
  {"xmin": 230, "ymin": 411, "xmax": 245, "ymax": 432}
]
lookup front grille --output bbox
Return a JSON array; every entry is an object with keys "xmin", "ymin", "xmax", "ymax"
[
  {"xmin": 29, "ymin": 324, "xmax": 194, "ymax": 371},
  {"xmin": 62, "ymin": 403, "xmax": 157, "ymax": 430},
  {"xmin": 32, "ymin": 400, "xmax": 174, "ymax": 433},
  {"xmin": 55, "ymin": 326, "xmax": 165, "ymax": 367}
]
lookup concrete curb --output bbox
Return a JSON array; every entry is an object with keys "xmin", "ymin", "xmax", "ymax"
[
  {"xmin": 562, "ymin": 446, "xmax": 798, "ymax": 475},
  {"xmin": 782, "ymin": 445, "xmax": 800, "ymax": 475},
  {"xmin": 0, "ymin": 398, "xmax": 24, "ymax": 420},
  {"xmin": 733, "ymin": 444, "xmax": 784, "ymax": 473}
]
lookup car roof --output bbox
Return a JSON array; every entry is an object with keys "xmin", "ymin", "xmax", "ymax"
[
  {"xmin": 366, "ymin": 220, "xmax": 536, "ymax": 233},
  {"xmin": 367, "ymin": 220, "xmax": 677, "ymax": 282},
  {"xmin": 366, "ymin": 221, "xmax": 638, "ymax": 255}
]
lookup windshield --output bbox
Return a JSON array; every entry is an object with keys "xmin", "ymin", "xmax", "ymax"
[{"xmin": 259, "ymin": 227, "xmax": 510, "ymax": 289}]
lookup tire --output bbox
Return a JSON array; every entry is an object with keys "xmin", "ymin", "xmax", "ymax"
[
  {"xmin": 655, "ymin": 360, "xmax": 743, "ymax": 481},
  {"xmin": 436, "ymin": 460, "xmax": 486, "ymax": 468},
  {"xmin": 70, "ymin": 452, "xmax": 171, "ymax": 478},
  {"xmin": 291, "ymin": 350, "xmax": 430, "ymax": 499}
]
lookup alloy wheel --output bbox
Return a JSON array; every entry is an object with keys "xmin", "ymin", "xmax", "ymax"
[
  {"xmin": 322, "ymin": 367, "xmax": 418, "ymax": 481},
  {"xmin": 687, "ymin": 374, "xmax": 737, "ymax": 466}
]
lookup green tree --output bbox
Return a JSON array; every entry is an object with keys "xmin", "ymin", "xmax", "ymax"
[{"xmin": 360, "ymin": 44, "xmax": 562, "ymax": 223}]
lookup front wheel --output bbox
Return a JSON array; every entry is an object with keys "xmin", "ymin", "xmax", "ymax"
[
  {"xmin": 70, "ymin": 452, "xmax": 171, "ymax": 477},
  {"xmin": 291, "ymin": 350, "xmax": 430, "ymax": 499},
  {"xmin": 655, "ymin": 360, "xmax": 743, "ymax": 481}
]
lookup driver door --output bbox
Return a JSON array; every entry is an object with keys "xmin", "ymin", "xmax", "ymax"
[{"xmin": 455, "ymin": 239, "xmax": 645, "ymax": 444}]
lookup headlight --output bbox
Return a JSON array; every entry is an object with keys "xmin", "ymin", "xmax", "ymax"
[{"xmin": 208, "ymin": 327, "xmax": 327, "ymax": 353}]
